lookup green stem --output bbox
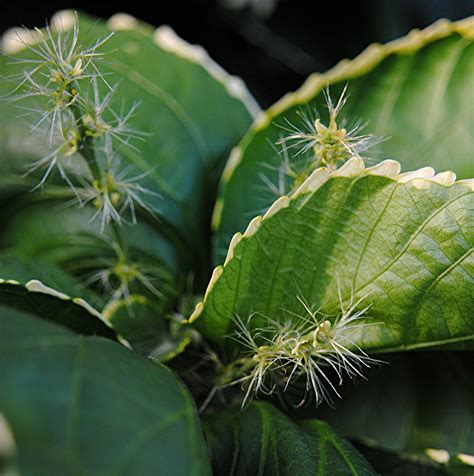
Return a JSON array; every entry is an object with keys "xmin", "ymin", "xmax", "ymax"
[
  {"xmin": 66, "ymin": 85, "xmax": 129, "ymax": 265},
  {"xmin": 218, "ymin": 356, "xmax": 256, "ymax": 386},
  {"xmin": 67, "ymin": 85, "xmax": 102, "ymax": 183},
  {"xmin": 110, "ymin": 222, "xmax": 125, "ymax": 256}
]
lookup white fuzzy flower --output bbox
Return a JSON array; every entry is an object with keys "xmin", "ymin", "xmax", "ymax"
[{"xmin": 228, "ymin": 289, "xmax": 383, "ymax": 407}]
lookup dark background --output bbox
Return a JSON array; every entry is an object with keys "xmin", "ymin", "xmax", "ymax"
[{"xmin": 2, "ymin": 0, "xmax": 473, "ymax": 107}]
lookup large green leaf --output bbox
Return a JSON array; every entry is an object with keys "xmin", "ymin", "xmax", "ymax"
[
  {"xmin": 0, "ymin": 308, "xmax": 211, "ymax": 475},
  {"xmin": 212, "ymin": 17, "xmax": 474, "ymax": 262},
  {"xmin": 205, "ymin": 401, "xmax": 375, "ymax": 475},
  {"xmin": 303, "ymin": 352, "xmax": 474, "ymax": 458},
  {"xmin": 1, "ymin": 10, "xmax": 258, "ymax": 269},
  {"xmin": 191, "ymin": 158, "xmax": 474, "ymax": 352}
]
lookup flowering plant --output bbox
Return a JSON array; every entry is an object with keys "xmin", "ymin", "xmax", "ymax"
[{"xmin": 0, "ymin": 11, "xmax": 473, "ymax": 475}]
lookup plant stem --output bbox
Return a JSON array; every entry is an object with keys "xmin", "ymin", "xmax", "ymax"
[
  {"xmin": 68, "ymin": 85, "xmax": 102, "ymax": 183},
  {"xmin": 67, "ymin": 85, "xmax": 126, "ymax": 256}
]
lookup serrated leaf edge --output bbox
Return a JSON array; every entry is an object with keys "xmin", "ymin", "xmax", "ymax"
[
  {"xmin": 190, "ymin": 158, "xmax": 472, "ymax": 323},
  {"xmin": 212, "ymin": 15, "xmax": 474, "ymax": 230},
  {"xmin": 0, "ymin": 278, "xmax": 119, "ymax": 334}
]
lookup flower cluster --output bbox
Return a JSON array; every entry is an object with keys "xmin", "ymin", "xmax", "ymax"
[
  {"xmin": 6, "ymin": 13, "xmax": 151, "ymax": 229},
  {"xmin": 224, "ymin": 292, "xmax": 381, "ymax": 407},
  {"xmin": 83, "ymin": 240, "xmax": 170, "ymax": 309},
  {"xmin": 260, "ymin": 86, "xmax": 380, "ymax": 198}
]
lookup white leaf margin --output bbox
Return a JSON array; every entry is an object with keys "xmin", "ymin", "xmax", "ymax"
[
  {"xmin": 211, "ymin": 16, "xmax": 474, "ymax": 230},
  {"xmin": 190, "ymin": 156, "xmax": 474, "ymax": 323}
]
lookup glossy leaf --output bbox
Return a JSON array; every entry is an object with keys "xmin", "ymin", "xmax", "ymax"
[
  {"xmin": 308, "ymin": 352, "xmax": 474, "ymax": 457},
  {"xmin": 0, "ymin": 10, "xmax": 258, "ymax": 268},
  {"xmin": 1, "ymin": 200, "xmax": 182, "ymax": 274},
  {"xmin": 212, "ymin": 17, "xmax": 474, "ymax": 261},
  {"xmin": 192, "ymin": 158, "xmax": 474, "ymax": 353},
  {"xmin": 0, "ymin": 279, "xmax": 115, "ymax": 339},
  {"xmin": 0, "ymin": 308, "xmax": 211, "ymax": 475},
  {"xmin": 205, "ymin": 401, "xmax": 375, "ymax": 475},
  {"xmin": 0, "ymin": 251, "xmax": 114, "ymax": 338}
]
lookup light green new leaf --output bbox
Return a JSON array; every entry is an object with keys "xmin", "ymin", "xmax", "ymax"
[
  {"xmin": 205, "ymin": 401, "xmax": 376, "ymax": 475},
  {"xmin": 192, "ymin": 158, "xmax": 474, "ymax": 352},
  {"xmin": 212, "ymin": 17, "xmax": 474, "ymax": 262},
  {"xmin": 0, "ymin": 308, "xmax": 211, "ymax": 475}
]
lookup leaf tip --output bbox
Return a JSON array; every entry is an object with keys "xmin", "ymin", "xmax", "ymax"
[
  {"xmin": 397, "ymin": 166, "xmax": 435, "ymax": 183},
  {"xmin": 72, "ymin": 297, "xmax": 104, "ymax": 321},
  {"xmin": 365, "ymin": 159, "xmax": 401, "ymax": 177},
  {"xmin": 204, "ymin": 266, "xmax": 224, "ymax": 301},
  {"xmin": 433, "ymin": 170, "xmax": 456, "ymax": 186},
  {"xmin": 332, "ymin": 156, "xmax": 365, "ymax": 177},
  {"xmin": 1, "ymin": 27, "xmax": 40, "ymax": 54},
  {"xmin": 294, "ymin": 167, "xmax": 331, "ymax": 196},
  {"xmin": 455, "ymin": 15, "xmax": 474, "ymax": 38},
  {"xmin": 188, "ymin": 302, "xmax": 204, "ymax": 323},
  {"xmin": 457, "ymin": 453, "xmax": 474, "ymax": 467},
  {"xmin": 458, "ymin": 178, "xmax": 474, "ymax": 191}
]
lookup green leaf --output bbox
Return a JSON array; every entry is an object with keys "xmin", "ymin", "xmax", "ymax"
[
  {"xmin": 0, "ymin": 281, "xmax": 115, "ymax": 339},
  {"xmin": 354, "ymin": 444, "xmax": 448, "ymax": 476},
  {"xmin": 0, "ymin": 250, "xmax": 102, "ymax": 306},
  {"xmin": 103, "ymin": 294, "xmax": 193, "ymax": 361},
  {"xmin": 0, "ymin": 308, "xmax": 211, "ymax": 475},
  {"xmin": 212, "ymin": 17, "xmax": 474, "ymax": 262},
  {"xmin": 307, "ymin": 352, "xmax": 474, "ymax": 457},
  {"xmin": 0, "ymin": 258, "xmax": 115, "ymax": 338},
  {"xmin": 205, "ymin": 401, "xmax": 376, "ymax": 475},
  {"xmin": 1, "ymin": 10, "xmax": 258, "ymax": 266},
  {"xmin": 3, "ymin": 200, "xmax": 180, "ymax": 312},
  {"xmin": 2, "ymin": 200, "xmax": 182, "ymax": 273},
  {"xmin": 192, "ymin": 158, "xmax": 474, "ymax": 352}
]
